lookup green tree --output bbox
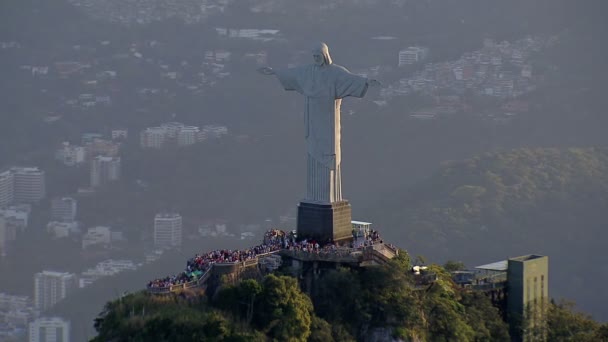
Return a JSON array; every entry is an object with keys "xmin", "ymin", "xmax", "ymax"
[
  {"xmin": 443, "ymin": 260, "xmax": 466, "ymax": 272},
  {"xmin": 255, "ymin": 274, "xmax": 314, "ymax": 342}
]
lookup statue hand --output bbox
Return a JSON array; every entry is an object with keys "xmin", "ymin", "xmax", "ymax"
[
  {"xmin": 257, "ymin": 67, "xmax": 275, "ymax": 75},
  {"xmin": 368, "ymin": 79, "xmax": 382, "ymax": 87}
]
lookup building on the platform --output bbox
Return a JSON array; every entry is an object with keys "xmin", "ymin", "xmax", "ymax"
[
  {"xmin": 507, "ymin": 255, "xmax": 549, "ymax": 341},
  {"xmin": 34, "ymin": 271, "xmax": 78, "ymax": 311},
  {"xmin": 90, "ymin": 156, "xmax": 121, "ymax": 187},
  {"xmin": 51, "ymin": 197, "xmax": 77, "ymax": 222},
  {"xmin": 28, "ymin": 317, "xmax": 70, "ymax": 342},
  {"xmin": 154, "ymin": 213, "xmax": 182, "ymax": 249},
  {"xmin": 11, "ymin": 167, "xmax": 45, "ymax": 204},
  {"xmin": 457, "ymin": 254, "xmax": 549, "ymax": 342}
]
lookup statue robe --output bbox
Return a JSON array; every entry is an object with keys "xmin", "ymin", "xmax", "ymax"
[{"xmin": 275, "ymin": 63, "xmax": 368, "ymax": 203}]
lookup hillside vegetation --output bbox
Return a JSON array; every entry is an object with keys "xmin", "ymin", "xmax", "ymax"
[
  {"xmin": 92, "ymin": 254, "xmax": 608, "ymax": 341},
  {"xmin": 370, "ymin": 148, "xmax": 608, "ymax": 319}
]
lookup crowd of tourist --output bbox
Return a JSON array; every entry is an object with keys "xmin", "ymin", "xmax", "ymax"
[
  {"xmin": 147, "ymin": 230, "xmax": 289, "ymax": 290},
  {"xmin": 147, "ymin": 228, "xmax": 385, "ymax": 291}
]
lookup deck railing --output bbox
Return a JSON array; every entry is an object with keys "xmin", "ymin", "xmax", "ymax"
[
  {"xmin": 147, "ymin": 251, "xmax": 281, "ymax": 294},
  {"xmin": 147, "ymin": 246, "xmax": 395, "ymax": 294}
]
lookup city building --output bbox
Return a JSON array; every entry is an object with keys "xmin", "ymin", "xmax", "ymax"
[
  {"xmin": 154, "ymin": 213, "xmax": 182, "ymax": 249},
  {"xmin": 55, "ymin": 142, "xmax": 86, "ymax": 166},
  {"xmin": 0, "ymin": 293, "xmax": 37, "ymax": 341},
  {"xmin": 51, "ymin": 197, "xmax": 77, "ymax": 222},
  {"xmin": 85, "ymin": 139, "xmax": 120, "ymax": 158},
  {"xmin": 507, "ymin": 255, "xmax": 549, "ymax": 341},
  {"xmin": 200, "ymin": 124, "xmax": 228, "ymax": 140},
  {"xmin": 81, "ymin": 226, "xmax": 125, "ymax": 250},
  {"xmin": 398, "ymin": 46, "xmax": 429, "ymax": 66},
  {"xmin": 79, "ymin": 259, "xmax": 137, "ymax": 288},
  {"xmin": 90, "ymin": 156, "xmax": 121, "ymax": 187},
  {"xmin": 111, "ymin": 129, "xmax": 128, "ymax": 140},
  {"xmin": 0, "ymin": 169, "xmax": 14, "ymax": 207},
  {"xmin": 0, "ymin": 204, "xmax": 30, "ymax": 229},
  {"xmin": 34, "ymin": 271, "xmax": 78, "ymax": 311},
  {"xmin": 46, "ymin": 221, "xmax": 80, "ymax": 239},
  {"xmin": 28, "ymin": 317, "xmax": 70, "ymax": 342},
  {"xmin": 161, "ymin": 121, "xmax": 185, "ymax": 138},
  {"xmin": 177, "ymin": 126, "xmax": 200, "ymax": 146},
  {"xmin": 11, "ymin": 167, "xmax": 45, "ymax": 203},
  {"xmin": 140, "ymin": 127, "xmax": 167, "ymax": 148}
]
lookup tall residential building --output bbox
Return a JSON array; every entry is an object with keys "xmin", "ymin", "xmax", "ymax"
[
  {"xmin": 140, "ymin": 127, "xmax": 167, "ymax": 148},
  {"xmin": 28, "ymin": 317, "xmax": 71, "ymax": 342},
  {"xmin": 398, "ymin": 46, "xmax": 429, "ymax": 66},
  {"xmin": 90, "ymin": 156, "xmax": 121, "ymax": 187},
  {"xmin": 0, "ymin": 216, "xmax": 12, "ymax": 257},
  {"xmin": 0, "ymin": 169, "xmax": 14, "ymax": 207},
  {"xmin": 55, "ymin": 142, "xmax": 86, "ymax": 166},
  {"xmin": 11, "ymin": 167, "xmax": 45, "ymax": 203},
  {"xmin": 34, "ymin": 271, "xmax": 78, "ymax": 311},
  {"xmin": 161, "ymin": 121, "xmax": 185, "ymax": 138},
  {"xmin": 507, "ymin": 255, "xmax": 549, "ymax": 341},
  {"xmin": 177, "ymin": 126, "xmax": 200, "ymax": 146},
  {"xmin": 154, "ymin": 213, "xmax": 182, "ymax": 249},
  {"xmin": 51, "ymin": 197, "xmax": 77, "ymax": 222}
]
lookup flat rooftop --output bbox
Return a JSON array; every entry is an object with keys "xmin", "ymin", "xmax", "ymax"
[
  {"xmin": 475, "ymin": 260, "xmax": 508, "ymax": 272},
  {"xmin": 509, "ymin": 254, "xmax": 545, "ymax": 262}
]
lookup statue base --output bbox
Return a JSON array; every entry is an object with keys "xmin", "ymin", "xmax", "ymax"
[{"xmin": 297, "ymin": 200, "xmax": 352, "ymax": 243}]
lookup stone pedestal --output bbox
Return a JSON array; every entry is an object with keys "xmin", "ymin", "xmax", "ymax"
[{"xmin": 297, "ymin": 200, "xmax": 352, "ymax": 243}]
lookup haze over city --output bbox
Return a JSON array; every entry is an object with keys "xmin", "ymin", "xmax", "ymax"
[{"xmin": 1, "ymin": 1, "xmax": 607, "ymax": 341}]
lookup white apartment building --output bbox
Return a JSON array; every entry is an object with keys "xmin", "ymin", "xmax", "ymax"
[
  {"xmin": 201, "ymin": 124, "xmax": 228, "ymax": 140},
  {"xmin": 161, "ymin": 121, "xmax": 185, "ymax": 138},
  {"xmin": 11, "ymin": 167, "xmax": 46, "ymax": 203},
  {"xmin": 154, "ymin": 213, "xmax": 182, "ymax": 248},
  {"xmin": 29, "ymin": 317, "xmax": 70, "ymax": 342},
  {"xmin": 90, "ymin": 156, "xmax": 121, "ymax": 187},
  {"xmin": 177, "ymin": 126, "xmax": 200, "ymax": 146},
  {"xmin": 34, "ymin": 271, "xmax": 78, "ymax": 311},
  {"xmin": 0, "ymin": 204, "xmax": 30, "ymax": 228},
  {"xmin": 55, "ymin": 142, "xmax": 86, "ymax": 166},
  {"xmin": 46, "ymin": 221, "xmax": 79, "ymax": 239},
  {"xmin": 398, "ymin": 46, "xmax": 430, "ymax": 66},
  {"xmin": 0, "ymin": 169, "xmax": 14, "ymax": 207},
  {"xmin": 140, "ymin": 127, "xmax": 167, "ymax": 148},
  {"xmin": 81, "ymin": 226, "xmax": 111, "ymax": 249},
  {"xmin": 111, "ymin": 129, "xmax": 128, "ymax": 140},
  {"xmin": 51, "ymin": 197, "xmax": 77, "ymax": 222},
  {"xmin": 79, "ymin": 259, "xmax": 137, "ymax": 288},
  {"xmin": 0, "ymin": 216, "xmax": 12, "ymax": 257}
]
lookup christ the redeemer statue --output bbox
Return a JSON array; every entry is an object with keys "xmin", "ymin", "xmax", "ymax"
[{"xmin": 258, "ymin": 42, "xmax": 380, "ymax": 242}]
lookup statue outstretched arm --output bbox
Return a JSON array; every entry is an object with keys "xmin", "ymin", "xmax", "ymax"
[{"xmin": 257, "ymin": 67, "xmax": 275, "ymax": 75}]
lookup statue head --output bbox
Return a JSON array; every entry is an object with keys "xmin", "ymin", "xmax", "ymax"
[{"xmin": 312, "ymin": 42, "xmax": 332, "ymax": 66}]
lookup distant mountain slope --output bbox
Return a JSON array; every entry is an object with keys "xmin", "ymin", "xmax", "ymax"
[{"xmin": 367, "ymin": 148, "xmax": 608, "ymax": 320}]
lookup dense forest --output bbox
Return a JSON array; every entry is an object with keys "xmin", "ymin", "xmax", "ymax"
[
  {"xmin": 92, "ymin": 252, "xmax": 607, "ymax": 341},
  {"xmin": 368, "ymin": 148, "xmax": 608, "ymax": 320}
]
